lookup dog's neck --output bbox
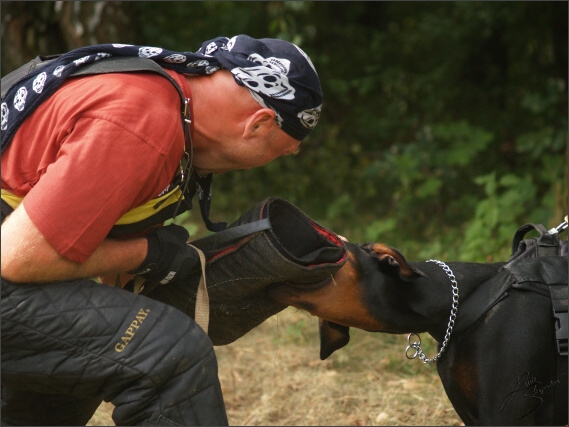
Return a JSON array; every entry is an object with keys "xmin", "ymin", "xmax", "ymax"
[{"xmin": 385, "ymin": 261, "xmax": 504, "ymax": 342}]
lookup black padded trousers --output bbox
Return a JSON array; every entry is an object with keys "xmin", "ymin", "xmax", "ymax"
[{"xmin": 1, "ymin": 278, "xmax": 228, "ymax": 426}]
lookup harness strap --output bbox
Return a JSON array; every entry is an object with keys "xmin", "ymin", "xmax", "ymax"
[
  {"xmin": 453, "ymin": 268, "xmax": 512, "ymax": 335},
  {"xmin": 549, "ymin": 283, "xmax": 568, "ymax": 425},
  {"xmin": 71, "ymin": 56, "xmax": 184, "ymax": 96},
  {"xmin": 190, "ymin": 218, "xmax": 272, "ymax": 252},
  {"xmin": 1, "ymin": 54, "xmax": 59, "ymax": 98},
  {"xmin": 511, "ymin": 223, "xmax": 559, "ymax": 257},
  {"xmin": 550, "ymin": 284, "xmax": 568, "ymax": 356},
  {"xmin": 189, "ymin": 245, "xmax": 209, "ymax": 334},
  {"xmin": 70, "ymin": 57, "xmax": 228, "ymax": 234}
]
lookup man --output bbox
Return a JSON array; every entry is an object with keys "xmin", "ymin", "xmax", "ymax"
[{"xmin": 1, "ymin": 35, "xmax": 322, "ymax": 425}]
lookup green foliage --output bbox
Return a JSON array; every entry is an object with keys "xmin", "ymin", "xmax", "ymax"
[{"xmin": 461, "ymin": 173, "xmax": 538, "ymax": 262}]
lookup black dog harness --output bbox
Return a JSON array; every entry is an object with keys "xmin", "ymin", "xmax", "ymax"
[{"xmin": 453, "ymin": 221, "xmax": 568, "ymax": 425}]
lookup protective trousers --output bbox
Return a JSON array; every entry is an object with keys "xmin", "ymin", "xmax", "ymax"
[{"xmin": 1, "ymin": 278, "xmax": 228, "ymax": 426}]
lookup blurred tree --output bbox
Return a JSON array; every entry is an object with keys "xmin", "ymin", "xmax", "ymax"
[{"xmin": 1, "ymin": 1, "xmax": 135, "ymax": 74}]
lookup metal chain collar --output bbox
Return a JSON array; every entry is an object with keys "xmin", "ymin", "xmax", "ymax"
[{"xmin": 405, "ymin": 259, "xmax": 459, "ymax": 365}]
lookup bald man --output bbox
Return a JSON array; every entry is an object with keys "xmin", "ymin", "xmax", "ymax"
[{"xmin": 1, "ymin": 35, "xmax": 322, "ymax": 426}]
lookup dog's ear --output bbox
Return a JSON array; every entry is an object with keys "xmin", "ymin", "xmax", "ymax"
[
  {"xmin": 368, "ymin": 243, "xmax": 425, "ymax": 281},
  {"xmin": 319, "ymin": 319, "xmax": 350, "ymax": 360}
]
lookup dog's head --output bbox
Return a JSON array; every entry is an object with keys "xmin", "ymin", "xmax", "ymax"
[{"xmin": 269, "ymin": 242, "xmax": 423, "ymax": 359}]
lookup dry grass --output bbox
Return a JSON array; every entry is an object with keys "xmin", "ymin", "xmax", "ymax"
[{"xmin": 88, "ymin": 308, "xmax": 463, "ymax": 426}]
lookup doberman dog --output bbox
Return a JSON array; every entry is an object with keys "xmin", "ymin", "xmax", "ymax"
[{"xmin": 269, "ymin": 242, "xmax": 568, "ymax": 426}]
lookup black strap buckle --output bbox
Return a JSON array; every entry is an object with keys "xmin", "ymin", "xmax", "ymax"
[{"xmin": 554, "ymin": 311, "xmax": 568, "ymax": 356}]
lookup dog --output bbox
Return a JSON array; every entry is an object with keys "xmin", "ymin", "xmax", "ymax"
[{"xmin": 269, "ymin": 242, "xmax": 568, "ymax": 425}]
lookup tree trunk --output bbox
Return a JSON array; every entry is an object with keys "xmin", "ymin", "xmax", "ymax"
[{"xmin": 1, "ymin": 1, "xmax": 135, "ymax": 76}]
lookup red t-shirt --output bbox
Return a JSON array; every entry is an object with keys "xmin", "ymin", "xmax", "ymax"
[{"xmin": 1, "ymin": 69, "xmax": 191, "ymax": 263}]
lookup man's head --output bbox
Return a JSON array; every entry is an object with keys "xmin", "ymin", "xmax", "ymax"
[
  {"xmin": 197, "ymin": 35, "xmax": 323, "ymax": 141},
  {"xmin": 188, "ymin": 69, "xmax": 302, "ymax": 175}
]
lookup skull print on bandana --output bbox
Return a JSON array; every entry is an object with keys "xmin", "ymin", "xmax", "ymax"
[
  {"xmin": 232, "ymin": 66, "xmax": 295, "ymax": 100},
  {"xmin": 232, "ymin": 52, "xmax": 296, "ymax": 100},
  {"xmin": 12, "ymin": 87, "xmax": 28, "ymax": 112},
  {"xmin": 1, "ymin": 35, "xmax": 323, "ymax": 152},
  {"xmin": 32, "ymin": 73, "xmax": 47, "ymax": 94}
]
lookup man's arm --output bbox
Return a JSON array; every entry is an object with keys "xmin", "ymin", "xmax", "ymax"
[{"xmin": 1, "ymin": 204, "xmax": 147, "ymax": 283}]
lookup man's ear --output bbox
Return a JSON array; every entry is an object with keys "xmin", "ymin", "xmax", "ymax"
[{"xmin": 243, "ymin": 108, "xmax": 276, "ymax": 138}]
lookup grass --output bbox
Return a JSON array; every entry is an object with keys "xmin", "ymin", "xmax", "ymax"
[{"xmin": 87, "ymin": 308, "xmax": 463, "ymax": 426}]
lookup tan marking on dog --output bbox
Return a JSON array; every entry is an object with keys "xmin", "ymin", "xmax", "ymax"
[{"xmin": 271, "ymin": 251, "xmax": 386, "ymax": 331}]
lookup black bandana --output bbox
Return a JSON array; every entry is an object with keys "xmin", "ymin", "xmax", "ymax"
[{"xmin": 1, "ymin": 35, "xmax": 322, "ymax": 152}]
